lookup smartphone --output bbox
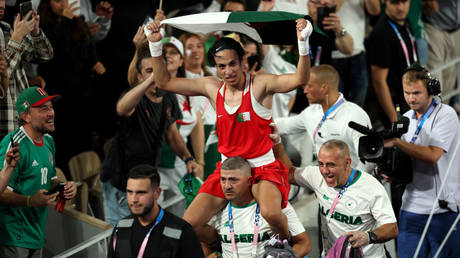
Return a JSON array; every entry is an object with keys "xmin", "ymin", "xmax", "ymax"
[
  {"xmin": 19, "ymin": 1, "xmax": 33, "ymax": 21},
  {"xmin": 68, "ymin": 0, "xmax": 81, "ymax": 16},
  {"xmin": 10, "ymin": 135, "xmax": 16, "ymax": 153},
  {"xmin": 247, "ymin": 55, "xmax": 262, "ymax": 71},
  {"xmin": 46, "ymin": 183, "xmax": 65, "ymax": 195},
  {"xmin": 317, "ymin": 6, "xmax": 336, "ymax": 32}
]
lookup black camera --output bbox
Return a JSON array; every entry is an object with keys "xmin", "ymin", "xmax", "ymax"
[{"xmin": 348, "ymin": 116, "xmax": 413, "ymax": 184}]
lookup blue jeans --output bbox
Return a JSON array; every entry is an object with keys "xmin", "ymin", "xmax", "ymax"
[
  {"xmin": 398, "ymin": 210, "xmax": 460, "ymax": 258},
  {"xmin": 416, "ymin": 37, "xmax": 428, "ymax": 66},
  {"xmin": 330, "ymin": 52, "xmax": 369, "ymax": 107},
  {"xmin": 101, "ymin": 180, "xmax": 131, "ymax": 227}
]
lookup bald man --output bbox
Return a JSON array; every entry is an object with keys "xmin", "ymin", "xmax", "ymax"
[
  {"xmin": 291, "ymin": 140, "xmax": 397, "ymax": 257},
  {"xmin": 275, "ymin": 64, "xmax": 373, "ymax": 172}
]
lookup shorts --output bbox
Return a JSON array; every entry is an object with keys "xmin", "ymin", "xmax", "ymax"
[{"xmin": 198, "ymin": 158, "xmax": 290, "ymax": 208}]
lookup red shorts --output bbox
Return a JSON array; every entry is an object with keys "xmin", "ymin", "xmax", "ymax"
[{"xmin": 198, "ymin": 159, "xmax": 290, "ymax": 208}]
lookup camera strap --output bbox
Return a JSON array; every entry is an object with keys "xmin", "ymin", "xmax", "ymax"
[
  {"xmin": 410, "ymin": 99, "xmax": 438, "ymax": 144},
  {"xmin": 313, "ymin": 98, "xmax": 345, "ymax": 143},
  {"xmin": 387, "ymin": 20, "xmax": 417, "ymax": 67},
  {"xmin": 228, "ymin": 202, "xmax": 261, "ymax": 258},
  {"xmin": 327, "ymin": 169, "xmax": 357, "ymax": 223}
]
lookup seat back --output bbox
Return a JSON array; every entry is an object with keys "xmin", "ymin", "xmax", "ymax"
[{"xmin": 68, "ymin": 151, "xmax": 102, "ymax": 182}]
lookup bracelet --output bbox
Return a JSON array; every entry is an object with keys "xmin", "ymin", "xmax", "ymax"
[
  {"xmin": 184, "ymin": 157, "xmax": 195, "ymax": 164},
  {"xmin": 26, "ymin": 196, "xmax": 31, "ymax": 207}
]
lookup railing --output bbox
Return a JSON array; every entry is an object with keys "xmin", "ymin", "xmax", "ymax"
[{"xmin": 431, "ymin": 55, "xmax": 460, "ymax": 101}]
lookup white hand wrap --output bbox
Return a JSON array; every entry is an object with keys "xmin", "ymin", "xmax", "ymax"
[
  {"xmin": 298, "ymin": 21, "xmax": 313, "ymax": 56},
  {"xmin": 145, "ymin": 26, "xmax": 166, "ymax": 57}
]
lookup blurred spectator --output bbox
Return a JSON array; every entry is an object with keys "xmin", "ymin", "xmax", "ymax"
[
  {"xmin": 258, "ymin": 0, "xmax": 308, "ymax": 14},
  {"xmin": 157, "ymin": 35, "xmax": 205, "ymax": 217},
  {"xmin": 0, "ymin": 53, "xmax": 8, "ymax": 100},
  {"xmin": 307, "ymin": 0, "xmax": 354, "ymax": 65},
  {"xmin": 423, "ymin": 0, "xmax": 460, "ymax": 104},
  {"xmin": 0, "ymin": 1, "xmax": 53, "ymax": 139},
  {"xmin": 330, "ymin": 0, "xmax": 380, "ymax": 107},
  {"xmin": 179, "ymin": 32, "xmax": 219, "ymax": 180},
  {"xmin": 204, "ymin": 0, "xmax": 223, "ymax": 12},
  {"xmin": 368, "ymin": 0, "xmax": 417, "ymax": 127},
  {"xmin": 220, "ymin": 0, "xmax": 246, "ymax": 11},
  {"xmin": 407, "ymin": 0, "xmax": 428, "ymax": 66},
  {"xmin": 0, "ymin": 87, "xmax": 76, "ymax": 258},
  {"xmin": 383, "ymin": 65, "xmax": 460, "ymax": 257},
  {"xmin": 291, "ymin": 140, "xmax": 398, "ymax": 257},
  {"xmin": 37, "ymin": 0, "xmax": 106, "ymax": 174},
  {"xmin": 202, "ymin": 156, "xmax": 311, "ymax": 257},
  {"xmin": 108, "ymin": 164, "xmax": 204, "ymax": 258},
  {"xmin": 32, "ymin": 0, "xmax": 113, "ymax": 43},
  {"xmin": 275, "ymin": 65, "xmax": 373, "ymax": 173},
  {"xmin": 100, "ymin": 45, "xmax": 200, "ymax": 226}
]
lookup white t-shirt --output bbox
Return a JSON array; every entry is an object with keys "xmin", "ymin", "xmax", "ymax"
[
  {"xmin": 209, "ymin": 202, "xmax": 305, "ymax": 258},
  {"xmin": 275, "ymin": 94, "xmax": 373, "ymax": 172},
  {"xmin": 401, "ymin": 102, "xmax": 460, "ymax": 214},
  {"xmin": 262, "ymin": 45, "xmax": 297, "ymax": 119},
  {"xmin": 331, "ymin": 0, "xmax": 365, "ymax": 58},
  {"xmin": 295, "ymin": 167, "xmax": 396, "ymax": 258}
]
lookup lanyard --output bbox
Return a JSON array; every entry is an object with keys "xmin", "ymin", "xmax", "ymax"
[
  {"xmin": 309, "ymin": 46, "xmax": 322, "ymax": 67},
  {"xmin": 327, "ymin": 169, "xmax": 357, "ymax": 222},
  {"xmin": 228, "ymin": 202, "xmax": 261, "ymax": 258},
  {"xmin": 313, "ymin": 98, "xmax": 345, "ymax": 143},
  {"xmin": 387, "ymin": 20, "xmax": 418, "ymax": 67},
  {"xmin": 112, "ymin": 208, "xmax": 165, "ymax": 258},
  {"xmin": 410, "ymin": 99, "xmax": 438, "ymax": 144}
]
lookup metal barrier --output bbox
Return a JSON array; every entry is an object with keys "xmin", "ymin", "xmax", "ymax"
[
  {"xmin": 431, "ymin": 55, "xmax": 460, "ymax": 101},
  {"xmin": 52, "ymin": 229, "xmax": 112, "ymax": 258}
]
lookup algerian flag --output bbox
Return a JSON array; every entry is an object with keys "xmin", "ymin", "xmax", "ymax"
[{"xmin": 161, "ymin": 11, "xmax": 329, "ymax": 46}]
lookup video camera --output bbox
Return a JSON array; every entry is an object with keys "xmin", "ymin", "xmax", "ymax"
[{"xmin": 348, "ymin": 111, "xmax": 413, "ymax": 184}]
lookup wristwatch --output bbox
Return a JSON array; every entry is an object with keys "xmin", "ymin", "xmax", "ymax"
[
  {"xmin": 338, "ymin": 28, "xmax": 347, "ymax": 38},
  {"xmin": 184, "ymin": 157, "xmax": 195, "ymax": 164},
  {"xmin": 368, "ymin": 231, "xmax": 378, "ymax": 244}
]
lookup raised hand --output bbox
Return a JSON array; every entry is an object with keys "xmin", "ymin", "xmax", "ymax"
[
  {"xmin": 95, "ymin": 1, "xmax": 113, "ymax": 20},
  {"xmin": 62, "ymin": 0, "xmax": 80, "ymax": 19},
  {"xmin": 11, "ymin": 12, "xmax": 34, "ymax": 42},
  {"xmin": 296, "ymin": 18, "xmax": 313, "ymax": 41}
]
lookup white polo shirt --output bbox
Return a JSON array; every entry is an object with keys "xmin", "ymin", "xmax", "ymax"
[
  {"xmin": 295, "ymin": 166, "xmax": 396, "ymax": 258},
  {"xmin": 275, "ymin": 94, "xmax": 373, "ymax": 172},
  {"xmin": 401, "ymin": 102, "xmax": 460, "ymax": 214}
]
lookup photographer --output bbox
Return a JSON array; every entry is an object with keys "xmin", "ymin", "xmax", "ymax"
[{"xmin": 383, "ymin": 64, "xmax": 460, "ymax": 258}]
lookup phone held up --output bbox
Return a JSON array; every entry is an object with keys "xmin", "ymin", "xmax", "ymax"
[{"xmin": 19, "ymin": 1, "xmax": 33, "ymax": 21}]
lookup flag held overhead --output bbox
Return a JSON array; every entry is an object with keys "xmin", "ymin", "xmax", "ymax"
[{"xmin": 161, "ymin": 11, "xmax": 331, "ymax": 46}]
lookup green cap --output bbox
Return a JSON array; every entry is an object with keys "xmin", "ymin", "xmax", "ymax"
[{"xmin": 16, "ymin": 87, "xmax": 60, "ymax": 115}]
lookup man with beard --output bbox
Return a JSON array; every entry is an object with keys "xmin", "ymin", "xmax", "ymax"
[
  {"xmin": 108, "ymin": 164, "xmax": 204, "ymax": 258},
  {"xmin": 0, "ymin": 0, "xmax": 54, "ymax": 139},
  {"xmin": 0, "ymin": 87, "xmax": 76, "ymax": 258}
]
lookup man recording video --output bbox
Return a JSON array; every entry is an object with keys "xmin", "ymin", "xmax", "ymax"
[{"xmin": 383, "ymin": 63, "xmax": 460, "ymax": 258}]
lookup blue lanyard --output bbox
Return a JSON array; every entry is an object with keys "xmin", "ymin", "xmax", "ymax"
[
  {"xmin": 228, "ymin": 202, "xmax": 261, "ymax": 258},
  {"xmin": 309, "ymin": 46, "xmax": 322, "ymax": 67},
  {"xmin": 328, "ymin": 169, "xmax": 357, "ymax": 221},
  {"xmin": 410, "ymin": 99, "xmax": 438, "ymax": 144},
  {"xmin": 387, "ymin": 20, "xmax": 417, "ymax": 67},
  {"xmin": 313, "ymin": 98, "xmax": 345, "ymax": 143},
  {"xmin": 137, "ymin": 208, "xmax": 164, "ymax": 258}
]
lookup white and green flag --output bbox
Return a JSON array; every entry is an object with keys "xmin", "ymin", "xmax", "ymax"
[{"xmin": 161, "ymin": 11, "xmax": 328, "ymax": 45}]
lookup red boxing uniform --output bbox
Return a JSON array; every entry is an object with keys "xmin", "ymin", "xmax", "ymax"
[{"xmin": 199, "ymin": 73, "xmax": 290, "ymax": 208}]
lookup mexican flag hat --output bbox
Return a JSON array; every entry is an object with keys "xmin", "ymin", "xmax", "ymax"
[{"xmin": 161, "ymin": 11, "xmax": 330, "ymax": 46}]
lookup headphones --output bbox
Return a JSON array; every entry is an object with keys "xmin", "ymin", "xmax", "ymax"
[{"xmin": 404, "ymin": 63, "xmax": 441, "ymax": 96}]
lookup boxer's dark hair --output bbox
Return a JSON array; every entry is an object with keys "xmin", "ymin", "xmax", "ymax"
[{"xmin": 207, "ymin": 37, "xmax": 245, "ymax": 66}]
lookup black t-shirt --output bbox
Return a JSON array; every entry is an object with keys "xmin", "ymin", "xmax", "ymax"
[
  {"xmin": 109, "ymin": 210, "xmax": 204, "ymax": 258},
  {"xmin": 368, "ymin": 15, "xmax": 417, "ymax": 126},
  {"xmin": 102, "ymin": 90, "xmax": 180, "ymax": 190}
]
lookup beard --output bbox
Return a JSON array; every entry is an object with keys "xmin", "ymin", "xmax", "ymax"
[{"xmin": 130, "ymin": 202, "xmax": 154, "ymax": 218}]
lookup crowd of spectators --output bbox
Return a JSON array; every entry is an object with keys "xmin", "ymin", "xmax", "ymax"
[{"xmin": 0, "ymin": 0, "xmax": 459, "ymax": 257}]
